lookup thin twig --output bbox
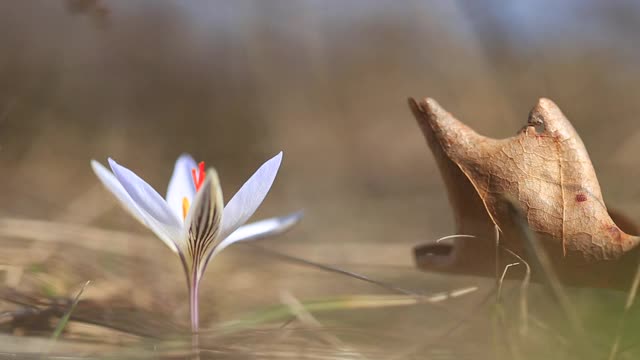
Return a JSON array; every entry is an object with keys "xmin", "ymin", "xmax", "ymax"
[{"xmin": 245, "ymin": 243, "xmax": 420, "ymax": 296}]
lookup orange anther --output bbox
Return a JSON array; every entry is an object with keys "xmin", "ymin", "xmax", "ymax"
[{"xmin": 182, "ymin": 197, "xmax": 190, "ymax": 219}]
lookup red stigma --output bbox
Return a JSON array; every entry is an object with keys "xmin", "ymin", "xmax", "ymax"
[{"xmin": 191, "ymin": 161, "xmax": 206, "ymax": 191}]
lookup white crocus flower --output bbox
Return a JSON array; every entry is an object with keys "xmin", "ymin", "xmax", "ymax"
[{"xmin": 90, "ymin": 152, "xmax": 301, "ymax": 332}]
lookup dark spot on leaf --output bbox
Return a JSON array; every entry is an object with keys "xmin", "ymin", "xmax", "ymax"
[
  {"xmin": 608, "ymin": 226, "xmax": 621, "ymax": 242},
  {"xmin": 575, "ymin": 194, "xmax": 587, "ymax": 202}
]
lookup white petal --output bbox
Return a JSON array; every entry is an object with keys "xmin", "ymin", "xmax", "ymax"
[
  {"xmin": 132, "ymin": 210, "xmax": 183, "ymax": 255},
  {"xmin": 109, "ymin": 158, "xmax": 183, "ymax": 229},
  {"xmin": 91, "ymin": 160, "xmax": 146, "ymax": 225},
  {"xmin": 223, "ymin": 211, "xmax": 303, "ymax": 245},
  {"xmin": 91, "ymin": 160, "xmax": 181, "ymax": 253},
  {"xmin": 204, "ymin": 211, "xmax": 303, "ymax": 266},
  {"xmin": 219, "ymin": 152, "xmax": 283, "ymax": 239},
  {"xmin": 166, "ymin": 154, "xmax": 198, "ymax": 221},
  {"xmin": 183, "ymin": 169, "xmax": 224, "ymax": 274}
]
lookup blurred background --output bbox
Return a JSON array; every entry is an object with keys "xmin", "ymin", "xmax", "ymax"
[{"xmin": 1, "ymin": 0, "xmax": 640, "ymax": 358}]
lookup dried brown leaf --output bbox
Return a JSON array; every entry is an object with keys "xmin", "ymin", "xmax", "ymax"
[{"xmin": 410, "ymin": 97, "xmax": 640, "ymax": 288}]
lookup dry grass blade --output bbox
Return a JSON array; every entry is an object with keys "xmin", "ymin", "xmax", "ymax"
[
  {"xmin": 504, "ymin": 198, "xmax": 586, "ymax": 343},
  {"xmin": 0, "ymin": 217, "xmax": 147, "ymax": 257},
  {"xmin": 607, "ymin": 258, "xmax": 640, "ymax": 360},
  {"xmin": 503, "ymin": 248, "xmax": 531, "ymax": 336},
  {"xmin": 435, "ymin": 234, "xmax": 476, "ymax": 243},
  {"xmin": 497, "ymin": 262, "xmax": 520, "ymax": 302},
  {"xmin": 494, "ymin": 225, "xmax": 501, "ymax": 291},
  {"xmin": 279, "ymin": 291, "xmax": 361, "ymax": 355},
  {"xmin": 0, "ymin": 286, "xmax": 183, "ymax": 339},
  {"xmin": 220, "ymin": 287, "xmax": 478, "ymax": 332}
]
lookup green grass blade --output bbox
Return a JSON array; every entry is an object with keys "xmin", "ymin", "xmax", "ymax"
[{"xmin": 51, "ymin": 280, "xmax": 90, "ymax": 340}]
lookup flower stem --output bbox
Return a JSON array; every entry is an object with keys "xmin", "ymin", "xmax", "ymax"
[
  {"xmin": 190, "ymin": 277, "xmax": 200, "ymax": 333},
  {"xmin": 189, "ymin": 274, "xmax": 200, "ymax": 358}
]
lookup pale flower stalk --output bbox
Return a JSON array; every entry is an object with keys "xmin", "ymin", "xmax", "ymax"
[{"xmin": 91, "ymin": 152, "xmax": 301, "ymax": 333}]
